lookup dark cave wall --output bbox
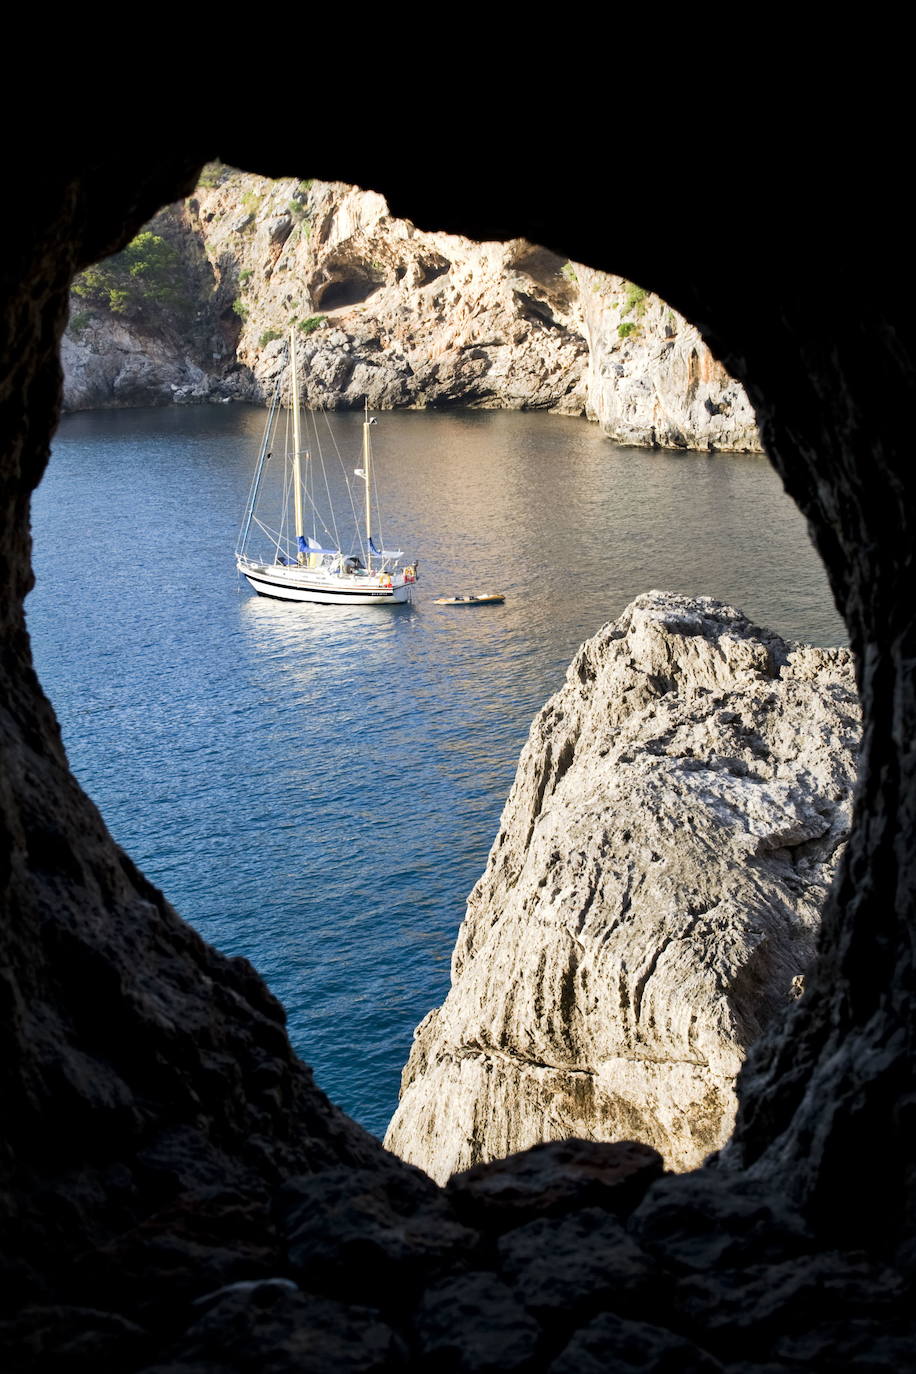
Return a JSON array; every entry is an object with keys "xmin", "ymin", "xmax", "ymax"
[
  {"xmin": 0, "ymin": 128, "xmax": 914, "ymax": 1364},
  {"xmin": 0, "ymin": 156, "xmax": 392, "ymax": 1307}
]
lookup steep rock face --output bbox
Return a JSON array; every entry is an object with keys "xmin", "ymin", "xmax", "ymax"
[
  {"xmin": 385, "ymin": 594, "xmax": 858, "ymax": 1182},
  {"xmin": 61, "ymin": 170, "xmax": 762, "ymax": 450},
  {"xmin": 61, "ymin": 312, "xmax": 216, "ymax": 408},
  {"xmin": 576, "ymin": 267, "xmax": 762, "ymax": 451},
  {"xmin": 221, "ymin": 179, "xmax": 588, "ymax": 414},
  {"xmin": 63, "ymin": 173, "xmax": 589, "ymax": 416}
]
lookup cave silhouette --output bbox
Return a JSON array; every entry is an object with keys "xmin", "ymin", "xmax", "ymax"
[{"xmin": 1, "ymin": 125, "xmax": 913, "ymax": 1367}]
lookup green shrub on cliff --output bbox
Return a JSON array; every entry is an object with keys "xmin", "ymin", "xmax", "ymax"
[
  {"xmin": 618, "ymin": 321, "xmax": 639, "ymax": 339},
  {"xmin": 298, "ymin": 316, "xmax": 326, "ymax": 334},
  {"xmin": 621, "ymin": 281, "xmax": 649, "ymax": 318},
  {"xmin": 72, "ymin": 231, "xmax": 187, "ymax": 322},
  {"xmin": 196, "ymin": 161, "xmax": 227, "ymax": 188}
]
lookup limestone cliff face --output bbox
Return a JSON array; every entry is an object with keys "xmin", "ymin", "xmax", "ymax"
[
  {"xmin": 385, "ymin": 593, "xmax": 859, "ymax": 1182},
  {"xmin": 62, "ymin": 169, "xmax": 761, "ymax": 449},
  {"xmin": 63, "ymin": 171, "xmax": 587, "ymax": 416},
  {"xmin": 575, "ymin": 268, "xmax": 762, "ymax": 452}
]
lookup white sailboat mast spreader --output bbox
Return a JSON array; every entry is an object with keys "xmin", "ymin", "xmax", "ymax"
[{"xmin": 290, "ymin": 330, "xmax": 305, "ymax": 552}]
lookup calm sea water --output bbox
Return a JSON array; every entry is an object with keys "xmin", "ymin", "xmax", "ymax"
[{"xmin": 27, "ymin": 407, "xmax": 846, "ymax": 1137}]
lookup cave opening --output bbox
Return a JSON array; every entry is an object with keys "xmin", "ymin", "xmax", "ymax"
[
  {"xmin": 29, "ymin": 156, "xmax": 849, "ymax": 1165},
  {"xmin": 2, "ymin": 133, "xmax": 914, "ymax": 1367},
  {"xmin": 316, "ymin": 273, "xmax": 381, "ymax": 311}
]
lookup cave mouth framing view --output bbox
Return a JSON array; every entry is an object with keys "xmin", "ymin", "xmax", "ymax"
[{"xmin": 1, "ymin": 124, "xmax": 913, "ymax": 1371}]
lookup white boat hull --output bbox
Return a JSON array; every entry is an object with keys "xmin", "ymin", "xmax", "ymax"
[{"xmin": 238, "ymin": 559, "xmax": 412, "ymax": 605}]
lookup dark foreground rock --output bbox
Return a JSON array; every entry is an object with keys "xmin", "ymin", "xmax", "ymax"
[{"xmin": 3, "ymin": 129, "xmax": 916, "ymax": 1372}]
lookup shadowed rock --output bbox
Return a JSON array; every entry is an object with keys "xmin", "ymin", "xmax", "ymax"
[{"xmin": 2, "ymin": 126, "xmax": 916, "ymax": 1371}]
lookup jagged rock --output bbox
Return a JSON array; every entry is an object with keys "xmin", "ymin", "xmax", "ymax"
[
  {"xmin": 61, "ymin": 316, "xmax": 218, "ymax": 410},
  {"xmin": 671, "ymin": 1251, "xmax": 904, "ymax": 1349},
  {"xmin": 549, "ymin": 1310, "xmax": 723, "ymax": 1373},
  {"xmin": 446, "ymin": 1140, "xmax": 663, "ymax": 1232},
  {"xmin": 279, "ymin": 1163, "xmax": 477, "ymax": 1305},
  {"xmin": 6, "ymin": 134, "xmax": 916, "ymax": 1374},
  {"xmin": 495, "ymin": 1207, "xmax": 656, "ymax": 1324},
  {"xmin": 412, "ymin": 1271, "xmax": 541, "ymax": 1372},
  {"xmin": 631, "ymin": 1174, "xmax": 813, "ymax": 1273},
  {"xmin": 385, "ymin": 594, "xmax": 859, "ymax": 1181},
  {"xmin": 143, "ymin": 1285, "xmax": 406, "ymax": 1374},
  {"xmin": 62, "ymin": 176, "xmax": 589, "ymax": 418},
  {"xmin": 771, "ymin": 1318, "xmax": 916, "ymax": 1371},
  {"xmin": 61, "ymin": 172, "xmax": 761, "ymax": 450},
  {"xmin": 576, "ymin": 267, "xmax": 761, "ymax": 451},
  {"xmin": 0, "ymin": 1306, "xmax": 149, "ymax": 1374}
]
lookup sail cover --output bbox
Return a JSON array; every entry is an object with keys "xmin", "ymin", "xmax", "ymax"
[
  {"xmin": 369, "ymin": 537, "xmax": 404, "ymax": 558},
  {"xmin": 298, "ymin": 535, "xmax": 337, "ymax": 555}
]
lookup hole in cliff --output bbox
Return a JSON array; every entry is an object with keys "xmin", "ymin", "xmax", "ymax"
[
  {"xmin": 415, "ymin": 257, "xmax": 450, "ymax": 286},
  {"xmin": 26, "ymin": 159, "xmax": 854, "ymax": 1186},
  {"xmin": 317, "ymin": 274, "xmax": 380, "ymax": 310}
]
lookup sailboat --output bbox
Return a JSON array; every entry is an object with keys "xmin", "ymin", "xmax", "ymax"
[{"xmin": 235, "ymin": 330, "xmax": 417, "ymax": 605}]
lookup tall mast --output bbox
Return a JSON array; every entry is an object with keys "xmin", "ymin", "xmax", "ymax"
[
  {"xmin": 290, "ymin": 330, "xmax": 304, "ymax": 547},
  {"xmin": 363, "ymin": 397, "xmax": 372, "ymax": 570}
]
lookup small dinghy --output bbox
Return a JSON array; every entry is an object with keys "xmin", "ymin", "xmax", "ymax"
[{"xmin": 432, "ymin": 593, "xmax": 505, "ymax": 606}]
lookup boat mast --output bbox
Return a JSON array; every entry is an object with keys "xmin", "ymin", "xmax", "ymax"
[
  {"xmin": 290, "ymin": 330, "xmax": 305, "ymax": 553},
  {"xmin": 363, "ymin": 397, "xmax": 372, "ymax": 571}
]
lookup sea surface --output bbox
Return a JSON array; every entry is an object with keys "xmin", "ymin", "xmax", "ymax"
[{"xmin": 27, "ymin": 406, "xmax": 846, "ymax": 1138}]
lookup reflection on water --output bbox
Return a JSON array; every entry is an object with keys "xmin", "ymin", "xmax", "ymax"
[{"xmin": 27, "ymin": 406, "xmax": 846, "ymax": 1137}]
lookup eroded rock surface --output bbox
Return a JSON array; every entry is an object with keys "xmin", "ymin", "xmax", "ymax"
[
  {"xmin": 386, "ymin": 593, "xmax": 858, "ymax": 1181},
  {"xmin": 62, "ymin": 170, "xmax": 761, "ymax": 450},
  {"xmin": 576, "ymin": 266, "xmax": 761, "ymax": 451}
]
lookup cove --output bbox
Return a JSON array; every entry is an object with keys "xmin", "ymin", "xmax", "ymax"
[{"xmin": 26, "ymin": 404, "xmax": 845, "ymax": 1137}]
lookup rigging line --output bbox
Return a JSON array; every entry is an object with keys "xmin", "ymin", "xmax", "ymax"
[
  {"xmin": 302, "ymin": 396, "xmax": 317, "ymax": 543},
  {"xmin": 252, "ymin": 516, "xmax": 285, "ymax": 544},
  {"xmin": 277, "ymin": 448, "xmax": 295, "ymax": 560},
  {"xmin": 236, "ymin": 380, "xmax": 282, "ymax": 555},
  {"xmin": 369, "ymin": 422, "xmax": 386, "ymax": 557},
  {"xmin": 308, "ymin": 433, "xmax": 317, "ymax": 543},
  {"xmin": 300, "ymin": 483, "xmax": 339, "ymax": 547},
  {"xmin": 308, "ymin": 405, "xmax": 342, "ymax": 552},
  {"xmin": 320, "ymin": 405, "xmax": 365, "ymax": 560}
]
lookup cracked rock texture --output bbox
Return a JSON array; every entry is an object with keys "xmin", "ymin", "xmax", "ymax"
[
  {"xmin": 576, "ymin": 265, "xmax": 761, "ymax": 452},
  {"xmin": 62, "ymin": 170, "xmax": 761, "ymax": 450},
  {"xmin": 385, "ymin": 593, "xmax": 859, "ymax": 1181}
]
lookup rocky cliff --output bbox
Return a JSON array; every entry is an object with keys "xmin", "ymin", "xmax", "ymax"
[
  {"xmin": 62, "ymin": 168, "xmax": 762, "ymax": 450},
  {"xmin": 385, "ymin": 593, "xmax": 859, "ymax": 1182},
  {"xmin": 576, "ymin": 268, "xmax": 761, "ymax": 451}
]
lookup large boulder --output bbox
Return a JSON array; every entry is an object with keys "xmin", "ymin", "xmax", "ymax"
[{"xmin": 386, "ymin": 593, "xmax": 859, "ymax": 1180}]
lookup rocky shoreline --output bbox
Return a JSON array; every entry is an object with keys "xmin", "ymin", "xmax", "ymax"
[{"xmin": 62, "ymin": 170, "xmax": 761, "ymax": 453}]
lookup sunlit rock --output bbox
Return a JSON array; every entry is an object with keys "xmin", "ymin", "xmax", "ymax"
[
  {"xmin": 61, "ymin": 173, "xmax": 761, "ymax": 452},
  {"xmin": 386, "ymin": 593, "xmax": 858, "ymax": 1181}
]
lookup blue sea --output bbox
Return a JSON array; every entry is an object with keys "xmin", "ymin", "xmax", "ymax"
[{"xmin": 27, "ymin": 407, "xmax": 846, "ymax": 1138}]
